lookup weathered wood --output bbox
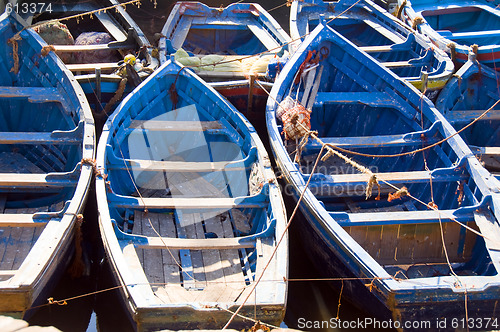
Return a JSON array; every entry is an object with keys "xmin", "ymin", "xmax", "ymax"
[
  {"xmin": 445, "ymin": 109, "xmax": 500, "ymax": 123},
  {"xmin": 186, "ymin": 213, "xmax": 207, "ymax": 289},
  {"xmin": 141, "ymin": 236, "xmax": 255, "ymax": 250},
  {"xmin": 0, "ymin": 173, "xmax": 77, "ymax": 188},
  {"xmin": 130, "ymin": 120, "xmax": 222, "ymax": 131},
  {"xmin": 359, "ymin": 45, "xmax": 393, "ymax": 53},
  {"xmin": 0, "ymin": 132, "xmax": 81, "ymax": 145},
  {"xmin": 0, "ymin": 86, "xmax": 62, "ymax": 103},
  {"xmin": 139, "ymin": 212, "xmax": 165, "ymax": 289},
  {"xmin": 66, "ymin": 63, "xmax": 120, "ymax": 71},
  {"xmin": 202, "ymin": 215, "xmax": 226, "ymax": 286},
  {"xmin": 0, "ymin": 214, "xmax": 47, "ymax": 227},
  {"xmin": 52, "ymin": 43, "xmax": 135, "ymax": 52},
  {"xmin": 158, "ymin": 212, "xmax": 181, "ymax": 285},
  {"xmin": 110, "ymin": 159, "xmax": 248, "ymax": 172},
  {"xmin": 95, "ymin": 11, "xmax": 128, "ymax": 41},
  {"xmin": 132, "ymin": 210, "xmax": 144, "ymax": 266},
  {"xmin": 115, "ymin": 196, "xmax": 264, "ymax": 209},
  {"xmin": 336, "ymin": 209, "xmax": 472, "ymax": 226},
  {"xmin": 173, "ymin": 212, "xmax": 195, "ymax": 290}
]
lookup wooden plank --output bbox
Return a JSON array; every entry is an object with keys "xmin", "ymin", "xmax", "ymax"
[
  {"xmin": 363, "ymin": 19, "xmax": 405, "ymax": 44},
  {"xmin": 471, "ymin": 146, "xmax": 500, "ymax": 156},
  {"xmin": 130, "ymin": 120, "xmax": 222, "ymax": 131},
  {"xmin": 359, "ymin": 45, "xmax": 393, "ymax": 53},
  {"xmin": 0, "ymin": 214, "xmax": 47, "ymax": 227},
  {"xmin": 0, "ymin": 86, "xmax": 61, "ymax": 102},
  {"xmin": 158, "ymin": 212, "xmax": 181, "ymax": 285},
  {"xmin": 396, "ymin": 224, "xmax": 416, "ymax": 262},
  {"xmin": 474, "ymin": 212, "xmax": 500, "ymax": 251},
  {"xmin": 308, "ymin": 134, "xmax": 439, "ymax": 149},
  {"xmin": 12, "ymin": 208, "xmax": 37, "ymax": 270},
  {"xmin": 141, "ymin": 236, "xmax": 255, "ymax": 250},
  {"xmin": 381, "ymin": 61, "xmax": 414, "ymax": 68},
  {"xmin": 111, "ymin": 159, "xmax": 247, "ymax": 172},
  {"xmin": 247, "ymin": 23, "xmax": 280, "ymax": 50},
  {"xmin": 114, "ymin": 196, "xmax": 264, "ymax": 209},
  {"xmin": 139, "ymin": 212, "xmax": 164, "ymax": 288},
  {"xmin": 314, "ymin": 91, "xmax": 392, "ymax": 106},
  {"xmin": 365, "ymin": 225, "xmax": 382, "ymax": 259},
  {"xmin": 413, "ymin": 223, "xmax": 441, "ymax": 262},
  {"xmin": 337, "ymin": 209, "xmax": 473, "ymax": 226},
  {"xmin": 0, "ymin": 226, "xmax": 12, "ymax": 279},
  {"xmin": 219, "ymin": 212, "xmax": 245, "ymax": 288},
  {"xmin": 443, "ymin": 222, "xmax": 462, "ymax": 261},
  {"xmin": 174, "ymin": 211, "xmax": 195, "ymax": 290},
  {"xmin": 66, "ymin": 63, "xmax": 120, "ymax": 71},
  {"xmin": 0, "ymin": 224, "xmax": 22, "ymax": 271},
  {"xmin": 0, "ymin": 131, "xmax": 81, "ymax": 145},
  {"xmin": 95, "ymin": 11, "xmax": 128, "ymax": 41},
  {"xmin": 378, "ymin": 224, "xmax": 399, "ymax": 264},
  {"xmin": 201, "ymin": 214, "xmax": 226, "ymax": 286},
  {"xmin": 132, "ymin": 210, "xmax": 144, "ymax": 266},
  {"xmin": 154, "ymin": 284, "xmax": 194, "ymax": 304},
  {"xmin": 188, "ymin": 213, "xmax": 207, "ymax": 289},
  {"xmin": 52, "ymin": 44, "xmax": 135, "ymax": 52},
  {"xmin": 0, "ymin": 173, "xmax": 77, "ymax": 188},
  {"xmin": 445, "ymin": 109, "xmax": 500, "ymax": 123},
  {"xmin": 122, "ymin": 244, "xmax": 157, "ymax": 299}
]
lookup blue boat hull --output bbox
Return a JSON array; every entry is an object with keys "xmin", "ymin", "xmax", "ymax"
[{"xmin": 267, "ymin": 17, "xmax": 500, "ymax": 328}]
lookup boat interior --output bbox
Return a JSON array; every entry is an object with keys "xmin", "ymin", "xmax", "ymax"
[
  {"xmin": 296, "ymin": 2, "xmax": 447, "ymax": 83},
  {"xmin": 422, "ymin": 6, "xmax": 500, "ymax": 46},
  {"xmin": 0, "ymin": 17, "xmax": 84, "ymax": 281},
  {"xmin": 103, "ymin": 67, "xmax": 276, "ymax": 303},
  {"xmin": 439, "ymin": 64, "xmax": 500, "ymax": 174},
  {"xmin": 276, "ymin": 36, "xmax": 498, "ymax": 281}
]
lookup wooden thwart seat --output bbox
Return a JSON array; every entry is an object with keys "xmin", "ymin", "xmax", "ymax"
[
  {"xmin": 0, "ymin": 214, "xmax": 47, "ymax": 227},
  {"xmin": 0, "ymin": 131, "xmax": 81, "ymax": 145},
  {"xmin": 359, "ymin": 45, "xmax": 394, "ymax": 53},
  {"xmin": 445, "ymin": 109, "xmax": 500, "ymax": 123},
  {"xmin": 129, "ymin": 120, "xmax": 223, "ymax": 131},
  {"xmin": 314, "ymin": 92, "xmax": 393, "ymax": 106},
  {"xmin": 335, "ymin": 209, "xmax": 473, "ymax": 226},
  {"xmin": 52, "ymin": 44, "xmax": 135, "ymax": 52},
  {"xmin": 66, "ymin": 63, "xmax": 120, "ymax": 72},
  {"xmin": 140, "ymin": 236, "xmax": 255, "ymax": 249},
  {"xmin": 0, "ymin": 173, "xmax": 77, "ymax": 188},
  {"xmin": 0, "ymin": 86, "xmax": 62, "ymax": 103},
  {"xmin": 111, "ymin": 195, "xmax": 266, "ymax": 209},
  {"xmin": 307, "ymin": 170, "xmax": 467, "ymax": 187},
  {"xmin": 470, "ymin": 146, "xmax": 500, "ymax": 156},
  {"xmin": 109, "ymin": 159, "xmax": 248, "ymax": 172},
  {"xmin": 305, "ymin": 133, "xmax": 439, "ymax": 149}
]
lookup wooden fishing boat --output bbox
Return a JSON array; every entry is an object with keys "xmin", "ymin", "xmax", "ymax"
[
  {"xmin": 267, "ymin": 18, "xmax": 500, "ymax": 324},
  {"xmin": 290, "ymin": 0, "xmax": 454, "ymax": 95},
  {"xmin": 18, "ymin": 0, "xmax": 159, "ymax": 119},
  {"xmin": 159, "ymin": 2, "xmax": 291, "ymax": 117},
  {"xmin": 0, "ymin": 12, "xmax": 95, "ymax": 318},
  {"xmin": 436, "ymin": 51, "xmax": 500, "ymax": 179},
  {"xmin": 397, "ymin": 0, "xmax": 500, "ymax": 70},
  {"xmin": 96, "ymin": 58, "xmax": 288, "ymax": 331}
]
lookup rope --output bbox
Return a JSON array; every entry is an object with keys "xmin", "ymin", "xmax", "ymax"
[
  {"xmin": 102, "ymin": 78, "xmax": 127, "ymax": 115},
  {"xmin": 322, "ymin": 98, "xmax": 500, "ymax": 159},
  {"xmin": 67, "ymin": 214, "xmax": 85, "ymax": 279},
  {"xmin": 256, "ymin": 79, "xmax": 491, "ymax": 240},
  {"xmin": 7, "ymin": 35, "xmax": 21, "ymax": 74},
  {"xmin": 223, "ymin": 145, "xmax": 327, "ymax": 329}
]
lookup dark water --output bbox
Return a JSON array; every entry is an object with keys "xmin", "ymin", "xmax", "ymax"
[{"xmin": 26, "ymin": 1, "xmax": 379, "ymax": 331}]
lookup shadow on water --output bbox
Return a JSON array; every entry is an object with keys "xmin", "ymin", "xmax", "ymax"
[{"xmin": 25, "ymin": 1, "xmax": 382, "ymax": 331}]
